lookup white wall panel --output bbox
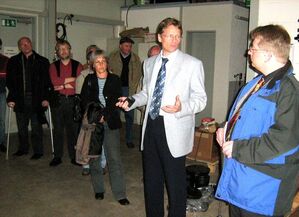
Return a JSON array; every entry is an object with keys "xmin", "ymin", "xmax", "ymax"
[{"xmin": 248, "ymin": 0, "xmax": 299, "ymax": 80}]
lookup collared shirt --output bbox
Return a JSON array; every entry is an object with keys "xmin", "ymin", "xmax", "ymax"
[
  {"xmin": 153, "ymin": 49, "xmax": 179, "ymax": 80},
  {"xmin": 150, "ymin": 49, "xmax": 179, "ymax": 116},
  {"xmin": 120, "ymin": 51, "xmax": 131, "ymax": 59}
]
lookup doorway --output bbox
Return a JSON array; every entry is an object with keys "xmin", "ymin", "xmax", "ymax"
[
  {"xmin": 186, "ymin": 31, "xmax": 216, "ymax": 126},
  {"xmin": 0, "ymin": 14, "xmax": 34, "ymax": 56}
]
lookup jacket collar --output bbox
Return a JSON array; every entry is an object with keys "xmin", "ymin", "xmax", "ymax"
[{"xmin": 265, "ymin": 60, "xmax": 293, "ymax": 89}]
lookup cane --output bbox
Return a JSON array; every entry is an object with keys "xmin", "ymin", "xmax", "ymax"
[
  {"xmin": 6, "ymin": 107, "xmax": 12, "ymax": 160},
  {"xmin": 47, "ymin": 105, "xmax": 54, "ymax": 156}
]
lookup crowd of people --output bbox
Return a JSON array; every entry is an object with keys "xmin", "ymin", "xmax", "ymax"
[
  {"xmin": 0, "ymin": 17, "xmax": 298, "ymax": 217},
  {"xmin": 1, "ymin": 35, "xmax": 138, "ymax": 206}
]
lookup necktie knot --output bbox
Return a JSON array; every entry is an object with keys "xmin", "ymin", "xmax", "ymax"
[{"xmin": 162, "ymin": 57, "xmax": 168, "ymax": 65}]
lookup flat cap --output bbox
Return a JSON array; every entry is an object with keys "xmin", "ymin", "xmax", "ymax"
[{"xmin": 119, "ymin": 37, "xmax": 134, "ymax": 44}]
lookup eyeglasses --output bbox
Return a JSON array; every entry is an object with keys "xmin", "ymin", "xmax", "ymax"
[
  {"xmin": 162, "ymin": 34, "xmax": 182, "ymax": 40},
  {"xmin": 248, "ymin": 46, "xmax": 268, "ymax": 53}
]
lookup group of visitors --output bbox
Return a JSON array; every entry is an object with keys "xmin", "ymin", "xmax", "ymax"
[{"xmin": 0, "ymin": 17, "xmax": 298, "ymax": 217}]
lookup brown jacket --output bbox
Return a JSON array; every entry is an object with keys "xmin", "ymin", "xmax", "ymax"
[
  {"xmin": 109, "ymin": 50, "xmax": 142, "ymax": 96},
  {"xmin": 75, "ymin": 102, "xmax": 104, "ymax": 164},
  {"xmin": 75, "ymin": 115, "xmax": 97, "ymax": 165}
]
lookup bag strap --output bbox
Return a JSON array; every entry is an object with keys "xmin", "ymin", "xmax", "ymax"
[{"xmin": 54, "ymin": 60, "xmax": 60, "ymax": 77}]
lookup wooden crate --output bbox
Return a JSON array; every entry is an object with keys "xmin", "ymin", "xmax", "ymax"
[
  {"xmin": 290, "ymin": 191, "xmax": 299, "ymax": 217},
  {"xmin": 187, "ymin": 129, "xmax": 220, "ymax": 162}
]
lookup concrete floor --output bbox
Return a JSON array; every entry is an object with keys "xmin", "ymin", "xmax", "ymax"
[{"xmin": 0, "ymin": 125, "xmax": 229, "ymax": 217}]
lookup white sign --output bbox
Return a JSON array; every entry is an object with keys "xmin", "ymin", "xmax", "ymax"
[{"xmin": 3, "ymin": 46, "xmax": 18, "ymax": 57}]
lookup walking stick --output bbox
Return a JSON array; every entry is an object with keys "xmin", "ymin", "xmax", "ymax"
[
  {"xmin": 47, "ymin": 105, "xmax": 54, "ymax": 156},
  {"xmin": 6, "ymin": 107, "xmax": 12, "ymax": 160}
]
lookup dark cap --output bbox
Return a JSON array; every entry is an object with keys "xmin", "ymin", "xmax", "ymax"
[{"xmin": 119, "ymin": 37, "xmax": 134, "ymax": 45}]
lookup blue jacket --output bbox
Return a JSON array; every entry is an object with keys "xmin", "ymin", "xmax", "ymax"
[{"xmin": 216, "ymin": 62, "xmax": 299, "ymax": 216}]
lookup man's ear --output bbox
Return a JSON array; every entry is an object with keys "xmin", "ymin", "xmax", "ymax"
[
  {"xmin": 157, "ymin": 34, "xmax": 162, "ymax": 43},
  {"xmin": 264, "ymin": 52, "xmax": 272, "ymax": 62}
]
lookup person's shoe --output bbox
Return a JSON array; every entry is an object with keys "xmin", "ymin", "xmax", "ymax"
[
  {"xmin": 71, "ymin": 159, "xmax": 81, "ymax": 166},
  {"xmin": 95, "ymin": 192, "xmax": 104, "ymax": 200},
  {"xmin": 82, "ymin": 168, "xmax": 90, "ymax": 176},
  {"xmin": 13, "ymin": 150, "xmax": 28, "ymax": 156},
  {"xmin": 126, "ymin": 142, "xmax": 135, "ymax": 149},
  {"xmin": 118, "ymin": 198, "xmax": 130, "ymax": 205},
  {"xmin": 30, "ymin": 153, "xmax": 43, "ymax": 160},
  {"xmin": 49, "ymin": 157, "xmax": 62, "ymax": 166},
  {"xmin": 0, "ymin": 144, "xmax": 6, "ymax": 152}
]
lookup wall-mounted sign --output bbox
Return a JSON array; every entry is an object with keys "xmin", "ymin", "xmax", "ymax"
[
  {"xmin": 3, "ymin": 47, "xmax": 18, "ymax": 57},
  {"xmin": 1, "ymin": 19, "xmax": 17, "ymax": 27}
]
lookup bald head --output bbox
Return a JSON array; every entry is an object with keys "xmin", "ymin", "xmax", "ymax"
[{"xmin": 147, "ymin": 45, "xmax": 161, "ymax": 57}]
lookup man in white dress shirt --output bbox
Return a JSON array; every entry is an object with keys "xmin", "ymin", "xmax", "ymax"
[{"xmin": 117, "ymin": 17, "xmax": 207, "ymax": 217}]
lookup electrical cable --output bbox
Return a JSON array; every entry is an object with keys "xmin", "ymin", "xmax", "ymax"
[
  {"xmin": 56, "ymin": 14, "xmax": 73, "ymax": 41},
  {"xmin": 125, "ymin": 3, "xmax": 137, "ymax": 28},
  {"xmin": 56, "ymin": 22, "xmax": 67, "ymax": 41}
]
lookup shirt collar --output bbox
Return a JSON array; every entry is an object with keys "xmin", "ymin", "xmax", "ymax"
[
  {"xmin": 160, "ymin": 49, "xmax": 179, "ymax": 62},
  {"xmin": 120, "ymin": 51, "xmax": 131, "ymax": 59}
]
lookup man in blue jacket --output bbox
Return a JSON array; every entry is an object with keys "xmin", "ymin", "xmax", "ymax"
[{"xmin": 216, "ymin": 25, "xmax": 299, "ymax": 217}]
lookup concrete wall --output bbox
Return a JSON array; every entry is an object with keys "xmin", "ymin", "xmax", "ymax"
[
  {"xmin": 56, "ymin": 0, "xmax": 128, "ymax": 63},
  {"xmin": 121, "ymin": 2, "xmax": 249, "ymax": 122},
  {"xmin": 247, "ymin": 0, "xmax": 299, "ymax": 81},
  {"xmin": 0, "ymin": 0, "xmax": 45, "ymax": 11},
  {"xmin": 0, "ymin": 0, "xmax": 129, "ymax": 62},
  {"xmin": 0, "ymin": 0, "xmax": 129, "ymax": 133}
]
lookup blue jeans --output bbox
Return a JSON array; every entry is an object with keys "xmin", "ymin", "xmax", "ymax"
[
  {"xmin": 0, "ymin": 91, "xmax": 6, "ymax": 145},
  {"xmin": 122, "ymin": 86, "xmax": 134, "ymax": 143},
  {"xmin": 90, "ymin": 125, "xmax": 127, "ymax": 200}
]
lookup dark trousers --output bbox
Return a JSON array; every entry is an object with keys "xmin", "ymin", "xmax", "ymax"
[
  {"xmin": 89, "ymin": 125, "xmax": 126, "ymax": 200},
  {"xmin": 15, "ymin": 95, "xmax": 43, "ymax": 154},
  {"xmin": 52, "ymin": 96, "xmax": 78, "ymax": 160},
  {"xmin": 143, "ymin": 116, "xmax": 186, "ymax": 217},
  {"xmin": 230, "ymin": 204, "xmax": 284, "ymax": 217}
]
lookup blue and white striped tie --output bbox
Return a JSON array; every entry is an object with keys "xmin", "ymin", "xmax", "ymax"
[{"xmin": 149, "ymin": 58, "xmax": 168, "ymax": 120}]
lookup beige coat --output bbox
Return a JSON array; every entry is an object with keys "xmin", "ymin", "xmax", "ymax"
[{"xmin": 109, "ymin": 50, "xmax": 142, "ymax": 96}]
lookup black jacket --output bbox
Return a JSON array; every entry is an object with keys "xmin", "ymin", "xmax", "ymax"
[
  {"xmin": 6, "ymin": 51, "xmax": 51, "ymax": 113},
  {"xmin": 80, "ymin": 72, "xmax": 122, "ymax": 130}
]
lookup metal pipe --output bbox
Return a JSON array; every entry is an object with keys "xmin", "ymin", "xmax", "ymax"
[{"xmin": 6, "ymin": 107, "xmax": 12, "ymax": 160}]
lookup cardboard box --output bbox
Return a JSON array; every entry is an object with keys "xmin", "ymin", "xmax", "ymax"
[
  {"xmin": 187, "ymin": 129, "xmax": 219, "ymax": 162},
  {"xmin": 144, "ymin": 33, "xmax": 156, "ymax": 43}
]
